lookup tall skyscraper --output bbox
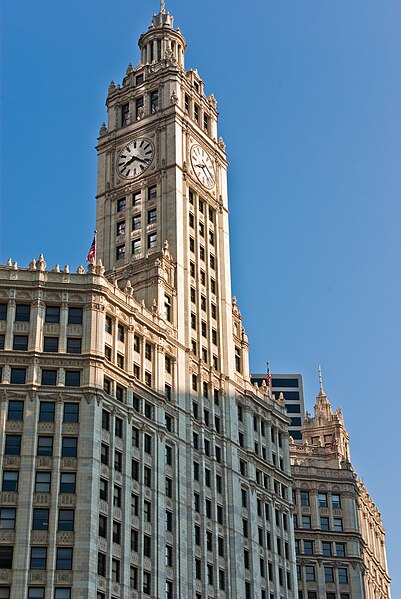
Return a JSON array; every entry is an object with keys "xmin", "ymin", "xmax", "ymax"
[{"xmin": 0, "ymin": 5, "xmax": 298, "ymax": 599}]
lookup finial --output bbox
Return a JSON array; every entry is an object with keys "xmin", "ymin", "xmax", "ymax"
[
  {"xmin": 160, "ymin": 0, "xmax": 166, "ymax": 14},
  {"xmin": 318, "ymin": 364, "xmax": 324, "ymax": 394}
]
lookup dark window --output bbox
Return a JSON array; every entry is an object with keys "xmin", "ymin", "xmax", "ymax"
[
  {"xmin": 30, "ymin": 546, "xmax": 47, "ymax": 569},
  {"xmin": 56, "ymin": 547, "xmax": 73, "ymax": 570},
  {"xmin": 0, "ymin": 334, "xmax": 4, "ymax": 349},
  {"xmin": 41, "ymin": 369, "xmax": 57, "ymax": 385},
  {"xmin": 5, "ymin": 435, "xmax": 21, "ymax": 455},
  {"xmin": 28, "ymin": 589, "xmax": 44, "ymax": 599},
  {"xmin": 121, "ymin": 103, "xmax": 129, "ymax": 126},
  {"xmin": 32, "ymin": 509, "xmax": 49, "ymax": 530},
  {"xmin": 148, "ymin": 185, "xmax": 157, "ymax": 200},
  {"xmin": 113, "ymin": 521, "xmax": 121, "ymax": 544},
  {"xmin": 0, "ymin": 303, "xmax": 8, "ymax": 320},
  {"xmin": 60, "ymin": 473, "xmax": 76, "ymax": 494},
  {"xmin": 68, "ymin": 307, "xmax": 83, "ymax": 325},
  {"xmin": 62, "ymin": 437, "xmax": 77, "ymax": 457},
  {"xmin": 115, "ymin": 417, "xmax": 123, "ymax": 437},
  {"xmin": 99, "ymin": 478, "xmax": 108, "ymax": 501},
  {"xmin": 102, "ymin": 410, "xmax": 110, "ymax": 430},
  {"xmin": 39, "ymin": 402, "xmax": 55, "ymax": 422},
  {"xmin": 63, "ymin": 403, "xmax": 79, "ymax": 422},
  {"xmin": 98, "ymin": 552, "xmax": 106, "ymax": 576},
  {"xmin": 324, "ymin": 567, "xmax": 334, "ymax": 583},
  {"xmin": 338, "ymin": 568, "xmax": 348, "ymax": 584},
  {"xmin": 336, "ymin": 542, "xmax": 346, "ymax": 557},
  {"xmin": 304, "ymin": 540, "xmax": 314, "ymax": 555},
  {"xmin": 15, "ymin": 304, "xmax": 30, "ymax": 322},
  {"xmin": 35, "ymin": 472, "xmax": 51, "ymax": 493},
  {"xmin": 302, "ymin": 515, "xmax": 311, "ymax": 529},
  {"xmin": 98, "ymin": 514, "xmax": 107, "ymax": 538},
  {"xmin": 322, "ymin": 542, "xmax": 332, "ymax": 556},
  {"xmin": 13, "ymin": 335, "xmax": 28, "ymax": 350},
  {"xmin": 101, "ymin": 444, "xmax": 109, "ymax": 465},
  {"xmin": 0, "ymin": 547, "xmax": 13, "ymax": 569},
  {"xmin": 54, "ymin": 590, "xmax": 71, "ymax": 599},
  {"xmin": 58, "ymin": 510, "xmax": 74, "ymax": 531},
  {"xmin": 43, "ymin": 336, "xmax": 59, "ymax": 352},
  {"xmin": 2, "ymin": 471, "xmax": 19, "ymax": 492},
  {"xmin": 321, "ymin": 516, "xmax": 330, "ymax": 531},
  {"xmin": 116, "ymin": 245, "xmax": 125, "ymax": 260},
  {"xmin": 65, "ymin": 371, "xmax": 80, "ymax": 386},
  {"xmin": 10, "ymin": 368, "xmax": 26, "ymax": 384},
  {"xmin": 117, "ymin": 198, "xmax": 126, "ymax": 212},
  {"xmin": 300, "ymin": 491, "xmax": 309, "ymax": 506},
  {"xmin": 67, "ymin": 338, "xmax": 82, "ymax": 353},
  {"xmin": 271, "ymin": 378, "xmax": 299, "ymax": 387},
  {"xmin": 7, "ymin": 400, "xmax": 24, "ymax": 421},
  {"xmin": 37, "ymin": 436, "xmax": 53, "ymax": 456},
  {"xmin": 45, "ymin": 306, "xmax": 60, "ymax": 323},
  {"xmin": 332, "ymin": 494, "xmax": 341, "ymax": 508},
  {"xmin": 150, "ymin": 90, "xmax": 159, "ymax": 113},
  {"xmin": 305, "ymin": 566, "xmax": 315, "ymax": 581},
  {"xmin": 0, "ymin": 508, "xmax": 16, "ymax": 529}
]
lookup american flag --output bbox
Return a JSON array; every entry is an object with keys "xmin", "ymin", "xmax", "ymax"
[
  {"xmin": 266, "ymin": 362, "xmax": 271, "ymax": 388},
  {"xmin": 86, "ymin": 236, "xmax": 96, "ymax": 262}
]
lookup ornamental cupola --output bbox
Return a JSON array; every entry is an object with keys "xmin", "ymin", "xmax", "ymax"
[{"xmin": 138, "ymin": 1, "xmax": 187, "ymax": 68}]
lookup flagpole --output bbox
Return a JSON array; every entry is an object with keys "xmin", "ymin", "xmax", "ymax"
[{"xmin": 94, "ymin": 230, "xmax": 97, "ymax": 261}]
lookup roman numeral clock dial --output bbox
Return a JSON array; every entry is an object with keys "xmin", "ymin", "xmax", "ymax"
[
  {"xmin": 190, "ymin": 144, "xmax": 216, "ymax": 189},
  {"xmin": 117, "ymin": 138, "xmax": 154, "ymax": 178}
]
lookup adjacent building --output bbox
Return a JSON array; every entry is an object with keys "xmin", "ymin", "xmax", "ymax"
[
  {"xmin": 0, "ymin": 5, "xmax": 298, "ymax": 599},
  {"xmin": 251, "ymin": 374, "xmax": 305, "ymax": 442},
  {"xmin": 290, "ymin": 378, "xmax": 391, "ymax": 599}
]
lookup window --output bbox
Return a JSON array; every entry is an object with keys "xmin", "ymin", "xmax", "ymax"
[
  {"xmin": 7, "ymin": 400, "xmax": 24, "ymax": 421},
  {"xmin": 301, "ymin": 515, "xmax": 311, "ymax": 529},
  {"xmin": 194, "ymin": 103, "xmax": 199, "ymax": 123},
  {"xmin": 300, "ymin": 491, "xmax": 309, "ymax": 506},
  {"xmin": 10, "ymin": 368, "xmax": 26, "ymax": 384},
  {"xmin": 121, "ymin": 103, "xmax": 129, "ymax": 126},
  {"xmin": 54, "ymin": 590, "xmax": 71, "ymax": 599},
  {"xmin": 67, "ymin": 337, "xmax": 82, "ymax": 353},
  {"xmin": 99, "ymin": 478, "xmax": 108, "ymax": 501},
  {"xmin": 324, "ymin": 567, "xmax": 334, "ymax": 583},
  {"xmin": 62, "ymin": 437, "xmax": 77, "ymax": 457},
  {"xmin": 303, "ymin": 540, "xmax": 314, "ymax": 555},
  {"xmin": 2, "ymin": 471, "xmax": 19, "ymax": 492},
  {"xmin": 336, "ymin": 542, "xmax": 346, "ymax": 557},
  {"xmin": 144, "ymin": 500, "xmax": 152, "ymax": 523},
  {"xmin": 44, "ymin": 305, "xmax": 60, "ymax": 323},
  {"xmin": 235, "ymin": 346, "xmax": 241, "ymax": 372},
  {"xmin": 144, "ymin": 434, "xmax": 152, "ymax": 453},
  {"xmin": 321, "ymin": 516, "xmax": 330, "ymax": 531},
  {"xmin": 41, "ymin": 369, "xmax": 57, "ymax": 386},
  {"xmin": 39, "ymin": 401, "xmax": 55, "ymax": 422},
  {"xmin": 305, "ymin": 566, "xmax": 315, "ymax": 581},
  {"xmin": 148, "ymin": 208, "xmax": 157, "ymax": 225},
  {"xmin": 68, "ymin": 307, "xmax": 83, "ymax": 324},
  {"xmin": 318, "ymin": 492, "xmax": 327, "ymax": 507},
  {"xmin": 112, "ymin": 558, "xmax": 120, "ymax": 583},
  {"xmin": 15, "ymin": 304, "xmax": 30, "ymax": 321},
  {"xmin": 143, "ymin": 571, "xmax": 151, "ymax": 595},
  {"xmin": 332, "ymin": 494, "xmax": 341, "ymax": 508},
  {"xmin": 56, "ymin": 547, "xmax": 73, "ymax": 570},
  {"xmin": 32, "ymin": 509, "xmax": 49, "ymax": 530},
  {"xmin": 63, "ymin": 403, "xmax": 79, "ymax": 422},
  {"xmin": 113, "ymin": 486, "xmax": 122, "ymax": 507},
  {"xmin": 116, "ymin": 385, "xmax": 125, "ymax": 401},
  {"xmin": 35, "ymin": 472, "xmax": 51, "ymax": 493},
  {"xmin": 58, "ymin": 509, "xmax": 74, "ymax": 531},
  {"xmin": 0, "ymin": 303, "xmax": 8, "ymax": 320},
  {"xmin": 136, "ymin": 96, "xmax": 144, "ymax": 118},
  {"xmin": 338, "ymin": 568, "xmax": 348, "ymax": 584},
  {"xmin": 116, "ymin": 244, "xmax": 126, "ymax": 260},
  {"xmin": 113, "ymin": 521, "xmax": 121, "ymax": 544},
  {"xmin": 13, "ymin": 335, "xmax": 28, "ymax": 351},
  {"xmin": 65, "ymin": 370, "xmax": 80, "ymax": 386},
  {"xmin": 136, "ymin": 73, "xmax": 144, "ymax": 85},
  {"xmin": 0, "ymin": 509, "xmax": 16, "ymax": 529},
  {"xmin": 322, "ymin": 541, "xmax": 332, "ymax": 556},
  {"xmin": 30, "ymin": 546, "xmax": 47, "ymax": 569},
  {"xmin": 148, "ymin": 185, "xmax": 157, "ymax": 200},
  {"xmin": 102, "ymin": 410, "xmax": 110, "ymax": 431},
  {"xmin": 43, "ymin": 336, "xmax": 59, "ymax": 352},
  {"xmin": 132, "ymin": 215, "xmax": 141, "ymax": 232},
  {"xmin": 116, "ymin": 221, "xmax": 126, "ymax": 236},
  {"xmin": 114, "ymin": 451, "xmax": 122, "ymax": 472},
  {"xmin": 334, "ymin": 517, "xmax": 343, "ymax": 531},
  {"xmin": 60, "ymin": 473, "xmax": 76, "ymax": 494},
  {"xmin": 27, "ymin": 590, "xmax": 44, "ymax": 599},
  {"xmin": 97, "ymin": 552, "xmax": 106, "ymax": 577}
]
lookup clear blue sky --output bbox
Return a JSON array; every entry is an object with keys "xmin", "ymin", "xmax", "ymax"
[{"xmin": 1, "ymin": 0, "xmax": 400, "ymax": 593}]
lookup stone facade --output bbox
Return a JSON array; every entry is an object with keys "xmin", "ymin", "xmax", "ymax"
[{"xmin": 0, "ymin": 6, "xmax": 298, "ymax": 599}]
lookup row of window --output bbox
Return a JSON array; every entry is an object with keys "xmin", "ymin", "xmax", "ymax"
[
  {"xmin": 0, "ymin": 368, "xmax": 80, "ymax": 386},
  {"xmin": 0, "ymin": 335, "xmax": 82, "ymax": 353},
  {"xmin": 0, "ymin": 507, "xmax": 74, "ymax": 531},
  {"xmin": 120, "ymin": 90, "xmax": 159, "ymax": 127},
  {"xmin": 116, "ymin": 186, "xmax": 157, "ymax": 213},
  {"xmin": 116, "ymin": 233, "xmax": 157, "ymax": 260},
  {"xmin": 3, "ymin": 435, "xmax": 78, "ymax": 458},
  {"xmin": 184, "ymin": 95, "xmax": 211, "ymax": 134},
  {"xmin": 0, "ymin": 304, "xmax": 82, "ymax": 324},
  {"xmin": 296, "ymin": 490, "xmax": 342, "ymax": 508},
  {"xmin": 0, "ymin": 546, "xmax": 72, "ymax": 570},
  {"xmin": 298, "ymin": 593, "xmax": 350, "ymax": 599},
  {"xmin": 7, "ymin": 400, "xmax": 79, "ymax": 422},
  {"xmin": 0, "ymin": 588, "xmax": 71, "ymax": 599},
  {"xmin": 294, "ymin": 514, "xmax": 344, "ymax": 532},
  {"xmin": 297, "ymin": 564, "xmax": 349, "ymax": 584},
  {"xmin": 295, "ymin": 539, "xmax": 346, "ymax": 557},
  {"xmin": 2, "ymin": 470, "xmax": 74, "ymax": 494},
  {"xmin": 116, "ymin": 207, "xmax": 157, "ymax": 237}
]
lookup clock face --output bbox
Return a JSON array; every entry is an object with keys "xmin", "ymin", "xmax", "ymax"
[
  {"xmin": 190, "ymin": 145, "xmax": 216, "ymax": 189},
  {"xmin": 117, "ymin": 138, "xmax": 154, "ymax": 178}
]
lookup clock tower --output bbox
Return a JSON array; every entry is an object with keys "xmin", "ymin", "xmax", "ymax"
[{"xmin": 96, "ymin": 3, "xmax": 246, "ymax": 381}]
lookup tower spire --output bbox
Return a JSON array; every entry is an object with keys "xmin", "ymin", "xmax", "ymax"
[
  {"xmin": 318, "ymin": 364, "xmax": 325, "ymax": 394},
  {"xmin": 160, "ymin": 0, "xmax": 166, "ymax": 13}
]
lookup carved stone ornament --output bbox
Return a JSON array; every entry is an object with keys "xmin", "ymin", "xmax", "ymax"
[{"xmin": 170, "ymin": 90, "xmax": 178, "ymax": 104}]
